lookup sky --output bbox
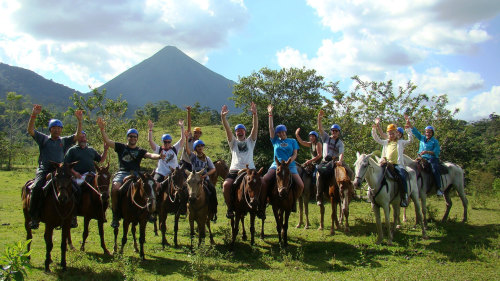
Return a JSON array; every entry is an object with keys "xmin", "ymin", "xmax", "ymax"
[{"xmin": 0, "ymin": 0, "xmax": 499, "ymax": 121}]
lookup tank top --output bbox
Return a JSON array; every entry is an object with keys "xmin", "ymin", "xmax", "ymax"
[{"xmin": 310, "ymin": 141, "xmax": 321, "ymax": 164}]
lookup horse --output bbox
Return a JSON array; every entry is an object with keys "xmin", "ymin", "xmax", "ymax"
[
  {"xmin": 404, "ymin": 154, "xmax": 468, "ymax": 224},
  {"xmin": 210, "ymin": 159, "xmax": 229, "ymax": 188},
  {"xmin": 22, "ymin": 162, "xmax": 77, "ymax": 272},
  {"xmin": 269, "ymin": 158, "xmax": 296, "ymax": 247},
  {"xmin": 353, "ymin": 153, "xmax": 426, "ymax": 245},
  {"xmin": 113, "ymin": 172, "xmax": 156, "ymax": 260},
  {"xmin": 296, "ymin": 163, "xmax": 314, "ymax": 229},
  {"xmin": 186, "ymin": 168, "xmax": 215, "ymax": 248},
  {"xmin": 157, "ymin": 167, "xmax": 188, "ymax": 248},
  {"xmin": 66, "ymin": 163, "xmax": 111, "ymax": 254},
  {"xmin": 335, "ymin": 165, "xmax": 355, "ymax": 233},
  {"xmin": 230, "ymin": 166, "xmax": 264, "ymax": 247}
]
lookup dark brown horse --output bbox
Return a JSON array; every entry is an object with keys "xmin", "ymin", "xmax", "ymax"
[
  {"xmin": 296, "ymin": 163, "xmax": 314, "ymax": 229},
  {"xmin": 186, "ymin": 169, "xmax": 215, "ymax": 248},
  {"xmin": 113, "ymin": 172, "xmax": 156, "ymax": 260},
  {"xmin": 269, "ymin": 158, "xmax": 295, "ymax": 246},
  {"xmin": 210, "ymin": 159, "xmax": 229, "ymax": 188},
  {"xmin": 231, "ymin": 167, "xmax": 264, "ymax": 247},
  {"xmin": 157, "ymin": 167, "xmax": 188, "ymax": 248},
  {"xmin": 67, "ymin": 163, "xmax": 111, "ymax": 254},
  {"xmin": 22, "ymin": 162, "xmax": 77, "ymax": 272}
]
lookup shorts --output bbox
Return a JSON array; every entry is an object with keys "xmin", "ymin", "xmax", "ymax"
[
  {"xmin": 225, "ymin": 170, "xmax": 239, "ymax": 180},
  {"xmin": 113, "ymin": 171, "xmax": 138, "ymax": 184},
  {"xmin": 154, "ymin": 173, "xmax": 165, "ymax": 183},
  {"xmin": 269, "ymin": 165, "xmax": 298, "ymax": 175}
]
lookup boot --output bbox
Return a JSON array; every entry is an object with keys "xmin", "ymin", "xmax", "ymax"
[
  {"xmin": 400, "ymin": 193, "xmax": 409, "ymax": 207},
  {"xmin": 29, "ymin": 189, "xmax": 42, "ymax": 229},
  {"xmin": 71, "ymin": 216, "xmax": 78, "ymax": 228},
  {"xmin": 226, "ymin": 205, "xmax": 234, "ymax": 219},
  {"xmin": 110, "ymin": 211, "xmax": 120, "ymax": 228}
]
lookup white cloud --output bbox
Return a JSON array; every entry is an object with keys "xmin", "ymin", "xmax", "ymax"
[
  {"xmin": 451, "ymin": 86, "xmax": 500, "ymax": 120},
  {"xmin": 0, "ymin": 0, "xmax": 248, "ymax": 91}
]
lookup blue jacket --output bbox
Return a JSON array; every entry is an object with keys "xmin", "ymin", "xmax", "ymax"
[{"xmin": 411, "ymin": 127, "xmax": 440, "ymax": 159}]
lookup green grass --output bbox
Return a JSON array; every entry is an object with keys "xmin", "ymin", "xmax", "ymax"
[{"xmin": 1, "ymin": 169, "xmax": 499, "ymax": 280}]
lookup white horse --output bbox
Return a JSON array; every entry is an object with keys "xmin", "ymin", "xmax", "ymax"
[
  {"xmin": 353, "ymin": 152, "xmax": 426, "ymax": 245},
  {"xmin": 403, "ymin": 155, "xmax": 468, "ymax": 225}
]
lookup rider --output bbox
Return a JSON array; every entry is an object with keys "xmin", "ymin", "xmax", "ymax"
[
  {"xmin": 97, "ymin": 117, "xmax": 164, "ymax": 229},
  {"xmin": 375, "ymin": 117, "xmax": 406, "ymax": 141},
  {"xmin": 221, "ymin": 102, "xmax": 258, "ymax": 219},
  {"xmin": 316, "ymin": 109, "xmax": 353, "ymax": 205},
  {"xmin": 372, "ymin": 123, "xmax": 413, "ymax": 207},
  {"xmin": 295, "ymin": 128, "xmax": 323, "ymax": 173},
  {"xmin": 148, "ymin": 119, "xmax": 185, "ymax": 186},
  {"xmin": 405, "ymin": 117, "xmax": 443, "ymax": 195},
  {"xmin": 27, "ymin": 104, "xmax": 83, "ymax": 229},
  {"xmin": 262, "ymin": 104, "xmax": 304, "ymax": 212},
  {"xmin": 180, "ymin": 106, "xmax": 202, "ymax": 171},
  {"xmin": 64, "ymin": 131, "xmax": 109, "ymax": 227},
  {"xmin": 184, "ymin": 135, "xmax": 218, "ymax": 222}
]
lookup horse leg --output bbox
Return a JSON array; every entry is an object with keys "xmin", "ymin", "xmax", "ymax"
[
  {"xmin": 199, "ymin": 218, "xmax": 206, "ymax": 247},
  {"xmin": 343, "ymin": 189, "xmax": 350, "ymax": 233},
  {"xmin": 206, "ymin": 218, "xmax": 215, "ymax": 245},
  {"xmin": 372, "ymin": 204, "xmax": 383, "ymax": 245},
  {"xmin": 456, "ymin": 184, "xmax": 469, "ymax": 223},
  {"xmin": 283, "ymin": 210, "xmax": 290, "ymax": 247},
  {"xmin": 442, "ymin": 188, "xmax": 453, "ymax": 222},
  {"xmin": 189, "ymin": 216, "xmax": 195, "ymax": 250},
  {"xmin": 81, "ymin": 217, "xmax": 91, "ymax": 251},
  {"xmin": 272, "ymin": 206, "xmax": 281, "ymax": 244},
  {"xmin": 113, "ymin": 225, "xmax": 119, "ymax": 255},
  {"xmin": 139, "ymin": 220, "xmax": 147, "ymax": 260},
  {"xmin": 174, "ymin": 212, "xmax": 180, "ymax": 248},
  {"xmin": 411, "ymin": 189, "xmax": 427, "ymax": 239},
  {"xmin": 383, "ymin": 204, "xmax": 393, "ymax": 245},
  {"xmin": 231, "ymin": 215, "xmax": 239, "ymax": 247},
  {"xmin": 304, "ymin": 194, "xmax": 310, "ymax": 229},
  {"xmin": 393, "ymin": 203, "xmax": 401, "ymax": 231},
  {"xmin": 331, "ymin": 195, "xmax": 340, "ymax": 235},
  {"xmin": 44, "ymin": 226, "xmax": 54, "ymax": 272},
  {"xmin": 318, "ymin": 203, "xmax": 325, "ymax": 231},
  {"xmin": 296, "ymin": 196, "xmax": 303, "ymax": 228},
  {"xmin": 241, "ymin": 216, "xmax": 247, "ymax": 241},
  {"xmin": 250, "ymin": 213, "xmax": 256, "ymax": 245},
  {"xmin": 260, "ymin": 217, "xmax": 265, "ymax": 239},
  {"xmin": 23, "ymin": 210, "xmax": 32, "ymax": 259},
  {"xmin": 421, "ymin": 192, "xmax": 428, "ymax": 227},
  {"xmin": 153, "ymin": 216, "xmax": 158, "ymax": 237},
  {"xmin": 60, "ymin": 224, "xmax": 70, "ymax": 271},
  {"xmin": 160, "ymin": 212, "xmax": 168, "ymax": 248},
  {"xmin": 131, "ymin": 222, "xmax": 139, "ymax": 253},
  {"xmin": 66, "ymin": 225, "xmax": 75, "ymax": 251},
  {"xmin": 120, "ymin": 220, "xmax": 130, "ymax": 254},
  {"xmin": 97, "ymin": 219, "xmax": 110, "ymax": 255}
]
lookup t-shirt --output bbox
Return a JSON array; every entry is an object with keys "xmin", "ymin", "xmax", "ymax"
[
  {"xmin": 64, "ymin": 144, "xmax": 102, "ymax": 174},
  {"xmin": 33, "ymin": 130, "xmax": 76, "ymax": 171},
  {"xmin": 189, "ymin": 153, "xmax": 215, "ymax": 180},
  {"xmin": 154, "ymin": 140, "xmax": 181, "ymax": 176},
  {"xmin": 114, "ymin": 142, "xmax": 147, "ymax": 172},
  {"xmin": 269, "ymin": 136, "xmax": 299, "ymax": 170},
  {"xmin": 385, "ymin": 141, "xmax": 398, "ymax": 164},
  {"xmin": 229, "ymin": 137, "xmax": 256, "ymax": 170},
  {"xmin": 321, "ymin": 131, "xmax": 344, "ymax": 161}
]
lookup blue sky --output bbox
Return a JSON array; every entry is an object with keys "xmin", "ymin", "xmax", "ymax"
[{"xmin": 0, "ymin": 0, "xmax": 499, "ymax": 120}]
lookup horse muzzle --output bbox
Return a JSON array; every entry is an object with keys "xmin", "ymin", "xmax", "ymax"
[
  {"xmin": 249, "ymin": 197, "xmax": 258, "ymax": 208},
  {"xmin": 278, "ymin": 188, "xmax": 288, "ymax": 199}
]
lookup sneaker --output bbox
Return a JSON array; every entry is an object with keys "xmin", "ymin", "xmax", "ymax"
[
  {"xmin": 400, "ymin": 199, "xmax": 408, "ymax": 208},
  {"xmin": 29, "ymin": 219, "xmax": 40, "ymax": 230},
  {"xmin": 226, "ymin": 210, "xmax": 234, "ymax": 219},
  {"xmin": 437, "ymin": 189, "xmax": 444, "ymax": 196},
  {"xmin": 70, "ymin": 217, "xmax": 78, "ymax": 228},
  {"xmin": 111, "ymin": 219, "xmax": 120, "ymax": 229}
]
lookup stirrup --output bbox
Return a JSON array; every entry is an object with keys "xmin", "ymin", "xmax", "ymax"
[{"xmin": 110, "ymin": 219, "xmax": 120, "ymax": 229}]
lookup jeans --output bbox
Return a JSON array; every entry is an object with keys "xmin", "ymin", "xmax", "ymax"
[{"xmin": 428, "ymin": 157, "xmax": 442, "ymax": 189}]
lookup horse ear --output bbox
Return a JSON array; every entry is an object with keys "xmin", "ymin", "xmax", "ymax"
[
  {"xmin": 257, "ymin": 167, "xmax": 264, "ymax": 176},
  {"xmin": 285, "ymin": 158, "xmax": 292, "ymax": 166},
  {"xmin": 275, "ymin": 156, "xmax": 280, "ymax": 167},
  {"xmin": 169, "ymin": 167, "xmax": 174, "ymax": 173},
  {"xmin": 197, "ymin": 168, "xmax": 205, "ymax": 176},
  {"xmin": 356, "ymin": 151, "xmax": 360, "ymax": 158},
  {"xmin": 184, "ymin": 169, "xmax": 190, "ymax": 177},
  {"xmin": 69, "ymin": 161, "xmax": 79, "ymax": 168}
]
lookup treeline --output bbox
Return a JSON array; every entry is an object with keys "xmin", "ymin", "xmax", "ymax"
[{"xmin": 0, "ymin": 67, "xmax": 498, "ymax": 194}]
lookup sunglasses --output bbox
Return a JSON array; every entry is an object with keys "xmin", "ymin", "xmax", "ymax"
[
  {"xmin": 128, "ymin": 135, "xmax": 138, "ymax": 138},
  {"xmin": 163, "ymin": 141, "xmax": 172, "ymax": 144},
  {"xmin": 331, "ymin": 130, "xmax": 340, "ymax": 133}
]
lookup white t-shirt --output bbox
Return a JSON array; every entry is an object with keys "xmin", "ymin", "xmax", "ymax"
[
  {"xmin": 154, "ymin": 140, "xmax": 181, "ymax": 176},
  {"xmin": 229, "ymin": 137, "xmax": 256, "ymax": 170}
]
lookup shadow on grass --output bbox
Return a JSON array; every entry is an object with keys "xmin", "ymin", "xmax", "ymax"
[{"xmin": 55, "ymin": 266, "xmax": 123, "ymax": 281}]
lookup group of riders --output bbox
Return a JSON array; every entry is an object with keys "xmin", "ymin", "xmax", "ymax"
[{"xmin": 27, "ymin": 102, "xmax": 443, "ymax": 230}]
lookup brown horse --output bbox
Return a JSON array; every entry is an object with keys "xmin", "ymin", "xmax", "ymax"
[
  {"xmin": 22, "ymin": 162, "xmax": 77, "ymax": 272},
  {"xmin": 157, "ymin": 167, "xmax": 188, "ymax": 248},
  {"xmin": 186, "ymin": 169, "xmax": 215, "ymax": 248},
  {"xmin": 67, "ymin": 163, "xmax": 111, "ymax": 254},
  {"xmin": 230, "ymin": 167, "xmax": 264, "ymax": 247},
  {"xmin": 296, "ymin": 163, "xmax": 314, "ymax": 229},
  {"xmin": 113, "ymin": 172, "xmax": 156, "ymax": 260},
  {"xmin": 269, "ymin": 158, "xmax": 295, "ymax": 246},
  {"xmin": 210, "ymin": 159, "xmax": 229, "ymax": 188}
]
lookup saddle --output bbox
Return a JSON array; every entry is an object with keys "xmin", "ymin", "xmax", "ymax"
[
  {"xmin": 317, "ymin": 161, "xmax": 335, "ymax": 177},
  {"xmin": 232, "ymin": 170, "xmax": 247, "ymax": 193},
  {"xmin": 417, "ymin": 157, "xmax": 449, "ymax": 175},
  {"xmin": 379, "ymin": 159, "xmax": 403, "ymax": 196}
]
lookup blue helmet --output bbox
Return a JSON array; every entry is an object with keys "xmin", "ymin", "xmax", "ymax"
[
  {"xmin": 126, "ymin": 128, "xmax": 139, "ymax": 137},
  {"xmin": 309, "ymin": 131, "xmax": 319, "ymax": 139},
  {"xmin": 48, "ymin": 119, "xmax": 63, "ymax": 130},
  {"xmin": 162, "ymin": 134, "xmax": 172, "ymax": 141},
  {"xmin": 425, "ymin": 126, "xmax": 434, "ymax": 131},
  {"xmin": 330, "ymin": 124, "xmax": 341, "ymax": 131},
  {"xmin": 275, "ymin": 124, "xmax": 287, "ymax": 133},
  {"xmin": 397, "ymin": 127, "xmax": 404, "ymax": 135},
  {"xmin": 234, "ymin": 124, "xmax": 246, "ymax": 131},
  {"xmin": 193, "ymin": 140, "xmax": 205, "ymax": 148}
]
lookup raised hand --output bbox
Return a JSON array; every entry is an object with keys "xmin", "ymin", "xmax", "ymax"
[
  {"xmin": 267, "ymin": 104, "xmax": 273, "ymax": 114},
  {"xmin": 97, "ymin": 117, "xmax": 106, "ymax": 130},
  {"xmin": 103, "ymin": 141, "xmax": 109, "ymax": 150},
  {"xmin": 295, "ymin": 128, "xmax": 301, "ymax": 136},
  {"xmin": 178, "ymin": 119, "xmax": 184, "ymax": 127},
  {"xmin": 75, "ymin": 109, "xmax": 83, "ymax": 121},
  {"xmin": 374, "ymin": 117, "xmax": 380, "ymax": 125},
  {"xmin": 221, "ymin": 105, "xmax": 229, "ymax": 117},
  {"xmin": 32, "ymin": 104, "xmax": 42, "ymax": 115},
  {"xmin": 250, "ymin": 102, "xmax": 257, "ymax": 115},
  {"xmin": 186, "ymin": 106, "xmax": 192, "ymax": 111},
  {"xmin": 148, "ymin": 120, "xmax": 154, "ymax": 130},
  {"xmin": 318, "ymin": 109, "xmax": 325, "ymax": 119}
]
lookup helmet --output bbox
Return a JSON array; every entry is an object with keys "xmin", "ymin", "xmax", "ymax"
[
  {"xmin": 48, "ymin": 119, "xmax": 63, "ymax": 129},
  {"xmin": 81, "ymin": 130, "xmax": 86, "ymax": 135},
  {"xmin": 308, "ymin": 131, "xmax": 319, "ymax": 139},
  {"xmin": 126, "ymin": 128, "xmax": 139, "ymax": 137},
  {"xmin": 330, "ymin": 124, "xmax": 341, "ymax": 131},
  {"xmin": 386, "ymin": 124, "xmax": 397, "ymax": 132},
  {"xmin": 397, "ymin": 127, "xmax": 404, "ymax": 135},
  {"xmin": 425, "ymin": 126, "xmax": 434, "ymax": 132},
  {"xmin": 193, "ymin": 140, "xmax": 205, "ymax": 148},
  {"xmin": 193, "ymin": 127, "xmax": 202, "ymax": 133},
  {"xmin": 234, "ymin": 124, "xmax": 246, "ymax": 131},
  {"xmin": 162, "ymin": 134, "xmax": 172, "ymax": 141},
  {"xmin": 275, "ymin": 125, "xmax": 287, "ymax": 133}
]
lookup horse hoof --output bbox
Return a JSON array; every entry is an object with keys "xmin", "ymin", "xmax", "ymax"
[
  {"xmin": 104, "ymin": 250, "xmax": 111, "ymax": 255},
  {"xmin": 344, "ymin": 227, "xmax": 350, "ymax": 233},
  {"xmin": 296, "ymin": 223, "xmax": 302, "ymax": 228},
  {"xmin": 403, "ymin": 218, "xmax": 407, "ymax": 223},
  {"xmin": 318, "ymin": 226, "xmax": 323, "ymax": 231},
  {"xmin": 304, "ymin": 225, "xmax": 309, "ymax": 229},
  {"xmin": 330, "ymin": 229, "xmax": 335, "ymax": 236},
  {"xmin": 396, "ymin": 224, "xmax": 401, "ymax": 230},
  {"xmin": 242, "ymin": 235, "xmax": 247, "ymax": 241}
]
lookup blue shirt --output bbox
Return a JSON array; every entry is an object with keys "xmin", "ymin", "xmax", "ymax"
[
  {"xmin": 411, "ymin": 127, "xmax": 440, "ymax": 159},
  {"xmin": 269, "ymin": 136, "xmax": 299, "ymax": 170}
]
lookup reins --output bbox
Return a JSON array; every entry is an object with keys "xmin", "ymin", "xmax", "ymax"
[
  {"xmin": 131, "ymin": 180, "xmax": 152, "ymax": 210},
  {"xmin": 51, "ymin": 180, "xmax": 75, "ymax": 221}
]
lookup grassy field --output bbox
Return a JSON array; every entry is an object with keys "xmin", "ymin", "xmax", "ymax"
[{"xmin": 0, "ymin": 168, "xmax": 499, "ymax": 280}]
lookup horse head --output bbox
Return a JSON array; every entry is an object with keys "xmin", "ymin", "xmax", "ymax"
[
  {"xmin": 94, "ymin": 162, "xmax": 111, "ymax": 204},
  {"xmin": 186, "ymin": 168, "xmax": 205, "ymax": 204},
  {"xmin": 169, "ymin": 167, "xmax": 188, "ymax": 203},
  {"xmin": 275, "ymin": 157, "xmax": 292, "ymax": 199},
  {"xmin": 244, "ymin": 166, "xmax": 264, "ymax": 209},
  {"xmin": 353, "ymin": 152, "xmax": 373, "ymax": 188},
  {"xmin": 51, "ymin": 161, "xmax": 77, "ymax": 204},
  {"xmin": 137, "ymin": 171, "xmax": 156, "ymax": 213}
]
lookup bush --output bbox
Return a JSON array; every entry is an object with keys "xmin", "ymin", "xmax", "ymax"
[{"xmin": 0, "ymin": 240, "xmax": 31, "ymax": 281}]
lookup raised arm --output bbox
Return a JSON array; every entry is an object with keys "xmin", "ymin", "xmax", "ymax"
[
  {"xmin": 178, "ymin": 119, "xmax": 185, "ymax": 148},
  {"xmin": 183, "ymin": 130, "xmax": 191, "ymax": 155},
  {"xmin": 97, "ymin": 117, "xmax": 115, "ymax": 149},
  {"xmin": 147, "ymin": 120, "xmax": 156, "ymax": 151},
  {"xmin": 372, "ymin": 125, "xmax": 385, "ymax": 145},
  {"xmin": 74, "ymin": 110, "xmax": 83, "ymax": 142},
  {"xmin": 27, "ymin": 104, "xmax": 41, "ymax": 137},
  {"xmin": 374, "ymin": 117, "xmax": 388, "ymax": 139},
  {"xmin": 98, "ymin": 142, "xmax": 109, "ymax": 164},
  {"xmin": 268, "ymin": 104, "xmax": 275, "ymax": 139},
  {"xmin": 186, "ymin": 106, "xmax": 192, "ymax": 134},
  {"xmin": 295, "ymin": 128, "xmax": 311, "ymax": 147},
  {"xmin": 221, "ymin": 105, "xmax": 233, "ymax": 142},
  {"xmin": 317, "ymin": 110, "xmax": 326, "ymax": 136},
  {"xmin": 144, "ymin": 152, "xmax": 163, "ymax": 160},
  {"xmin": 250, "ymin": 102, "xmax": 258, "ymax": 141}
]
